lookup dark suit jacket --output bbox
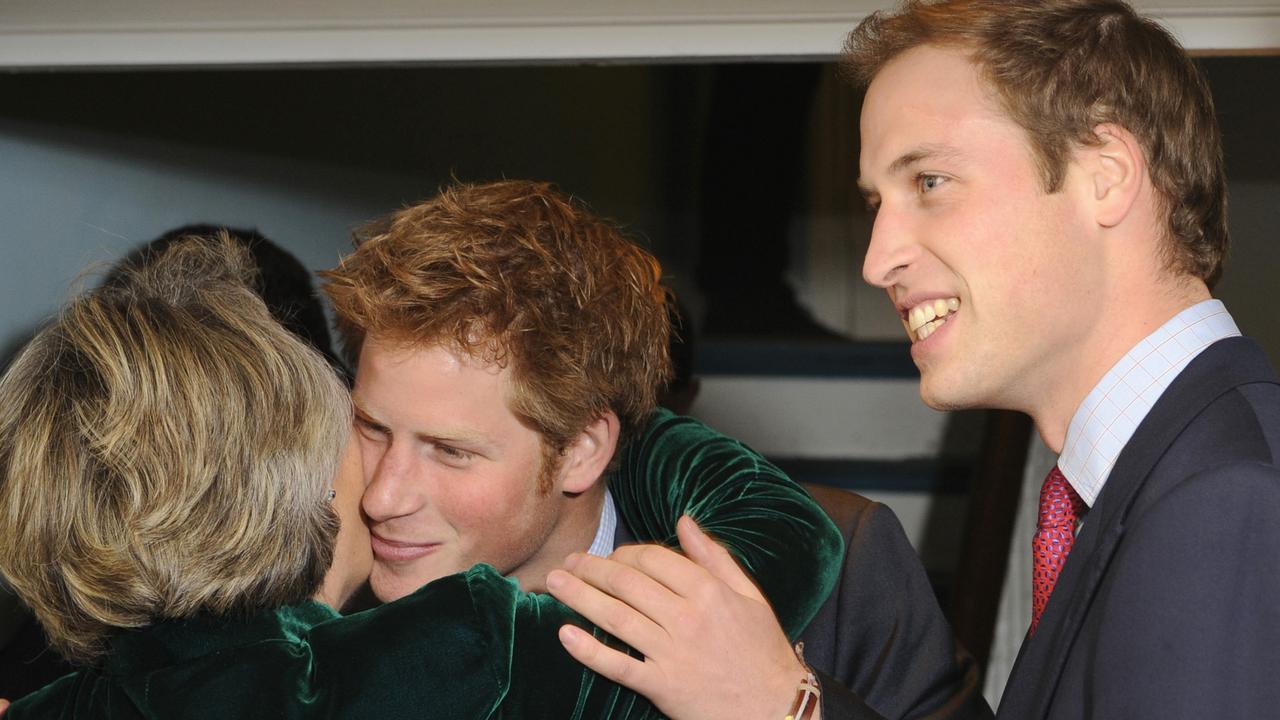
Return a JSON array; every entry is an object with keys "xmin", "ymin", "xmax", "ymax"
[
  {"xmin": 797, "ymin": 484, "xmax": 990, "ymax": 720},
  {"xmin": 614, "ymin": 483, "xmax": 991, "ymax": 720},
  {"xmin": 997, "ymin": 337, "xmax": 1280, "ymax": 719}
]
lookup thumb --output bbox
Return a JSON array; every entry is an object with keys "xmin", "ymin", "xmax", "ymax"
[{"xmin": 677, "ymin": 515, "xmax": 767, "ymax": 601}]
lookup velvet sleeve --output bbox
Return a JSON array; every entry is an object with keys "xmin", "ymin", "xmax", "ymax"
[
  {"xmin": 494, "ymin": 410, "xmax": 845, "ymax": 719},
  {"xmin": 609, "ymin": 408, "xmax": 844, "ymax": 639}
]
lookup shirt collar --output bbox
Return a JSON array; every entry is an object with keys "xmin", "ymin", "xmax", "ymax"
[
  {"xmin": 1058, "ymin": 299, "xmax": 1240, "ymax": 506},
  {"xmin": 586, "ymin": 487, "xmax": 617, "ymax": 557}
]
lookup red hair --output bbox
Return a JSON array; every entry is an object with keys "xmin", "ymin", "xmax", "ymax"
[{"xmin": 322, "ymin": 180, "xmax": 672, "ymax": 454}]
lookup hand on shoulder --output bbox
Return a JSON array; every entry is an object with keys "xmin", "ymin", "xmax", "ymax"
[{"xmin": 546, "ymin": 516, "xmax": 814, "ymax": 720}]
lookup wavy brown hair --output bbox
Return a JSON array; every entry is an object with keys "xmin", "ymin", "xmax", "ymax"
[
  {"xmin": 322, "ymin": 180, "xmax": 672, "ymax": 459},
  {"xmin": 0, "ymin": 236, "xmax": 350, "ymax": 664},
  {"xmin": 843, "ymin": 0, "xmax": 1228, "ymax": 287}
]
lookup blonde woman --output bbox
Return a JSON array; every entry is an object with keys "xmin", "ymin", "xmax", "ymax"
[{"xmin": 0, "ymin": 238, "xmax": 841, "ymax": 718}]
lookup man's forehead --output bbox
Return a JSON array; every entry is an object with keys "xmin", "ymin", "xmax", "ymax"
[
  {"xmin": 351, "ymin": 335, "xmax": 514, "ymax": 412},
  {"xmin": 858, "ymin": 47, "xmax": 1012, "ymax": 173},
  {"xmin": 351, "ymin": 338, "xmax": 523, "ymax": 442},
  {"xmin": 358, "ymin": 333, "xmax": 506, "ymax": 371},
  {"xmin": 865, "ymin": 47, "xmax": 989, "ymax": 119}
]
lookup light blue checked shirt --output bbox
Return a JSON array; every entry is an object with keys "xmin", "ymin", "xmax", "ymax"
[
  {"xmin": 1058, "ymin": 299, "xmax": 1241, "ymax": 507},
  {"xmin": 586, "ymin": 488, "xmax": 618, "ymax": 557}
]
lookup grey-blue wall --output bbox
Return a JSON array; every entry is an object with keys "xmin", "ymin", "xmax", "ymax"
[
  {"xmin": 0, "ymin": 119, "xmax": 405, "ymax": 360},
  {"xmin": 0, "ymin": 64, "xmax": 671, "ymax": 362}
]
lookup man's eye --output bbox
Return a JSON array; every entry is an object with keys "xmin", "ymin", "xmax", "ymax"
[
  {"xmin": 354, "ymin": 417, "xmax": 388, "ymax": 440},
  {"xmin": 917, "ymin": 174, "xmax": 947, "ymax": 193},
  {"xmin": 436, "ymin": 445, "xmax": 473, "ymax": 462}
]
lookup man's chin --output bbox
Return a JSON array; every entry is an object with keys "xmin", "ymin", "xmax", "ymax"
[
  {"xmin": 918, "ymin": 367, "xmax": 983, "ymax": 412},
  {"xmin": 370, "ymin": 574, "xmax": 416, "ymax": 603},
  {"xmin": 370, "ymin": 563, "xmax": 452, "ymax": 602}
]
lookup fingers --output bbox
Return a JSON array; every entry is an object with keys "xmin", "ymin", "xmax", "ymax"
[
  {"xmin": 676, "ymin": 516, "xmax": 766, "ymax": 601},
  {"xmin": 572, "ymin": 546, "xmax": 709, "ymax": 624},
  {"xmin": 557, "ymin": 624, "xmax": 657, "ymax": 696},
  {"xmin": 564, "ymin": 521, "xmax": 768, "ymax": 626},
  {"xmin": 546, "ymin": 566, "xmax": 667, "ymax": 656},
  {"xmin": 605, "ymin": 540, "xmax": 717, "ymax": 602},
  {"xmin": 0, "ymin": 698, "xmax": 9, "ymax": 715}
]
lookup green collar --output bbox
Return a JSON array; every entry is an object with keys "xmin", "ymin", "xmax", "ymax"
[{"xmin": 103, "ymin": 599, "xmax": 338, "ymax": 679}]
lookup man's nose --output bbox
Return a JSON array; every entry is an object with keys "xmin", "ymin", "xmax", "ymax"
[
  {"xmin": 861, "ymin": 207, "xmax": 917, "ymax": 289},
  {"xmin": 361, "ymin": 443, "xmax": 423, "ymax": 522}
]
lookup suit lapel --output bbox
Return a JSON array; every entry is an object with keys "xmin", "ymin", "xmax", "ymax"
[{"xmin": 999, "ymin": 337, "xmax": 1274, "ymax": 718}]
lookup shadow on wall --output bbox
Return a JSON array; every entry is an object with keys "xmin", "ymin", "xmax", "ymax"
[{"xmin": 1200, "ymin": 56, "xmax": 1280, "ymax": 371}]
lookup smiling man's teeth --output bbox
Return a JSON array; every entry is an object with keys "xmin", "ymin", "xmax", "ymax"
[
  {"xmin": 907, "ymin": 297, "xmax": 961, "ymax": 341},
  {"xmin": 916, "ymin": 316, "xmax": 946, "ymax": 340}
]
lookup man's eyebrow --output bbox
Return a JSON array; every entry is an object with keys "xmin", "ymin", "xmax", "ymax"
[
  {"xmin": 855, "ymin": 177, "xmax": 878, "ymax": 200},
  {"xmin": 351, "ymin": 402, "xmax": 385, "ymax": 426},
  {"xmin": 857, "ymin": 144, "xmax": 965, "ymax": 197},
  {"xmin": 414, "ymin": 430, "xmax": 481, "ymax": 445},
  {"xmin": 413, "ymin": 430, "xmax": 496, "ymax": 459},
  {"xmin": 352, "ymin": 402, "xmax": 493, "ymax": 453}
]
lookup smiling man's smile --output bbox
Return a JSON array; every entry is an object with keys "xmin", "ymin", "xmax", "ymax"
[{"xmin": 904, "ymin": 297, "xmax": 961, "ymax": 342}]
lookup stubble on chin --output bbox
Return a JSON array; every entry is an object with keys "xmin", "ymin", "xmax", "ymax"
[{"xmin": 369, "ymin": 565, "xmax": 418, "ymax": 603}]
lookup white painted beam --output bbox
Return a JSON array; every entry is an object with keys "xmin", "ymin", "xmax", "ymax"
[{"xmin": 1, "ymin": 2, "xmax": 1276, "ymax": 68}]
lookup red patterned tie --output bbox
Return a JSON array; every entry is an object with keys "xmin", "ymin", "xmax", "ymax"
[{"xmin": 1030, "ymin": 466, "xmax": 1086, "ymax": 635}]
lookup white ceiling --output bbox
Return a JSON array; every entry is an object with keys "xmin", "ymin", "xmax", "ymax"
[{"xmin": 2, "ymin": 1, "xmax": 1277, "ymax": 68}]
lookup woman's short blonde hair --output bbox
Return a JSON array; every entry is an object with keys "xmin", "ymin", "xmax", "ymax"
[{"xmin": 0, "ymin": 236, "xmax": 351, "ymax": 664}]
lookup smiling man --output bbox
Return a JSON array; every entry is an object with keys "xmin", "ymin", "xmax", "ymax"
[
  {"xmin": 848, "ymin": 4, "xmax": 1280, "ymax": 715},
  {"xmin": 321, "ymin": 180, "xmax": 669, "ymax": 598},
  {"xmin": 347, "ymin": 336, "xmax": 601, "ymax": 598},
  {"xmin": 554, "ymin": 1, "xmax": 1280, "ymax": 719},
  {"xmin": 857, "ymin": 49, "xmax": 1113, "ymax": 428}
]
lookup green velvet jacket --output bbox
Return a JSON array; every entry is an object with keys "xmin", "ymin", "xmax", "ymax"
[{"xmin": 8, "ymin": 410, "xmax": 843, "ymax": 719}]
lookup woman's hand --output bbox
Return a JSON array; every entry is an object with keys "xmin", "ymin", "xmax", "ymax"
[{"xmin": 547, "ymin": 516, "xmax": 808, "ymax": 720}]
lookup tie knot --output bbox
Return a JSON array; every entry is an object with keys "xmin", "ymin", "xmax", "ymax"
[{"xmin": 1037, "ymin": 466, "xmax": 1085, "ymax": 529}]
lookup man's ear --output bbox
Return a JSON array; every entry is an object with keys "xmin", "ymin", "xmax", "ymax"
[
  {"xmin": 1085, "ymin": 122, "xmax": 1146, "ymax": 228},
  {"xmin": 559, "ymin": 411, "xmax": 620, "ymax": 494}
]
